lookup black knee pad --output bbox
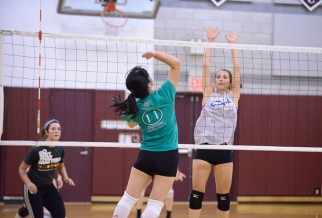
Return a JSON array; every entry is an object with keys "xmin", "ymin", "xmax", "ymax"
[
  {"xmin": 217, "ymin": 193, "xmax": 230, "ymax": 211},
  {"xmin": 18, "ymin": 206, "xmax": 29, "ymax": 217},
  {"xmin": 189, "ymin": 190, "xmax": 204, "ymax": 210}
]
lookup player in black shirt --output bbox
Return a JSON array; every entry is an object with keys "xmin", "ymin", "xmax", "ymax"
[{"xmin": 18, "ymin": 119, "xmax": 75, "ymax": 218}]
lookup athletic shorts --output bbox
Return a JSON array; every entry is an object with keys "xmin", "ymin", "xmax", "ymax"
[
  {"xmin": 134, "ymin": 149, "xmax": 179, "ymax": 177},
  {"xmin": 194, "ymin": 143, "xmax": 233, "ymax": 165}
]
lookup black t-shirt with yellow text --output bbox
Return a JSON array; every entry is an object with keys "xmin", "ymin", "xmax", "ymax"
[{"xmin": 24, "ymin": 146, "xmax": 64, "ymax": 188}]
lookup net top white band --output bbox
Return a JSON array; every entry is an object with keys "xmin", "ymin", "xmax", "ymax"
[
  {"xmin": 0, "ymin": 140, "xmax": 321, "ymax": 153},
  {"xmin": 2, "ymin": 30, "xmax": 322, "ymax": 54}
]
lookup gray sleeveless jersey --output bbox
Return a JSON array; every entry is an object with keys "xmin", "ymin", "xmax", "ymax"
[{"xmin": 194, "ymin": 92, "xmax": 237, "ymax": 145}]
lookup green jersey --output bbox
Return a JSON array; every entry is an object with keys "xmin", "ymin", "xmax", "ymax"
[{"xmin": 122, "ymin": 80, "xmax": 178, "ymax": 152}]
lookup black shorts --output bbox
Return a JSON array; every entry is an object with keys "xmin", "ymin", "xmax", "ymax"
[
  {"xmin": 194, "ymin": 143, "xmax": 233, "ymax": 165},
  {"xmin": 134, "ymin": 149, "xmax": 179, "ymax": 177}
]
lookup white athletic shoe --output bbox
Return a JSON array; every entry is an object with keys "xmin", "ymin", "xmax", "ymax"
[{"xmin": 14, "ymin": 213, "xmax": 23, "ymax": 218}]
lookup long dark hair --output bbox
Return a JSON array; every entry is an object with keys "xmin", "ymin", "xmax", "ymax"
[{"xmin": 111, "ymin": 66, "xmax": 150, "ymax": 118}]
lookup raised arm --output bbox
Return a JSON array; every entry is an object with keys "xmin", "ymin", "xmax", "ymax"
[
  {"xmin": 142, "ymin": 51, "xmax": 180, "ymax": 88},
  {"xmin": 202, "ymin": 25, "xmax": 220, "ymax": 105},
  {"xmin": 225, "ymin": 31, "xmax": 241, "ymax": 108}
]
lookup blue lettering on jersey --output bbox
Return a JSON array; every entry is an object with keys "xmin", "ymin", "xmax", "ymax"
[{"xmin": 210, "ymin": 98, "xmax": 232, "ymax": 107}]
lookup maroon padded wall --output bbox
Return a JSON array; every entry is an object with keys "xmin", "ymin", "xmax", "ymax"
[
  {"xmin": 237, "ymin": 95, "xmax": 322, "ymax": 196},
  {"xmin": 2, "ymin": 88, "xmax": 50, "ymax": 196},
  {"xmin": 92, "ymin": 90, "xmax": 141, "ymax": 195}
]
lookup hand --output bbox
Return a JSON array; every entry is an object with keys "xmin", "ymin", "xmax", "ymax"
[
  {"xmin": 175, "ymin": 171, "xmax": 186, "ymax": 182},
  {"xmin": 142, "ymin": 51, "xmax": 156, "ymax": 59},
  {"xmin": 64, "ymin": 177, "xmax": 75, "ymax": 186},
  {"xmin": 205, "ymin": 25, "xmax": 220, "ymax": 42},
  {"xmin": 26, "ymin": 182, "xmax": 37, "ymax": 194},
  {"xmin": 225, "ymin": 31, "xmax": 240, "ymax": 44},
  {"xmin": 55, "ymin": 177, "xmax": 64, "ymax": 189}
]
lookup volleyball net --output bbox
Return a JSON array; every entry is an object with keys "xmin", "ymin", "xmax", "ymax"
[{"xmin": 1, "ymin": 30, "xmax": 322, "ymax": 152}]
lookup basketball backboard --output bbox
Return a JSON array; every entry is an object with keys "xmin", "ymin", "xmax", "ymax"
[{"xmin": 57, "ymin": 0, "xmax": 160, "ymax": 19}]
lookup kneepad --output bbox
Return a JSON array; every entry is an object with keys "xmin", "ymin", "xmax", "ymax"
[
  {"xmin": 118, "ymin": 192, "xmax": 138, "ymax": 210},
  {"xmin": 18, "ymin": 206, "xmax": 29, "ymax": 217},
  {"xmin": 43, "ymin": 210, "xmax": 52, "ymax": 218},
  {"xmin": 142, "ymin": 199, "xmax": 164, "ymax": 217},
  {"xmin": 217, "ymin": 193, "xmax": 230, "ymax": 211},
  {"xmin": 189, "ymin": 190, "xmax": 204, "ymax": 210}
]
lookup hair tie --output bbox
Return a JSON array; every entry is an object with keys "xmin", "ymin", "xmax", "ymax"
[{"xmin": 43, "ymin": 119, "xmax": 60, "ymax": 130}]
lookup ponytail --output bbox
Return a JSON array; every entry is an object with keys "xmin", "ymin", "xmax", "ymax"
[
  {"xmin": 111, "ymin": 93, "xmax": 138, "ymax": 118},
  {"xmin": 111, "ymin": 66, "xmax": 151, "ymax": 118},
  {"xmin": 40, "ymin": 128, "xmax": 47, "ymax": 141}
]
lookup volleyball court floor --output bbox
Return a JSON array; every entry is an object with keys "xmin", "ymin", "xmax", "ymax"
[{"xmin": 1, "ymin": 202, "xmax": 322, "ymax": 217}]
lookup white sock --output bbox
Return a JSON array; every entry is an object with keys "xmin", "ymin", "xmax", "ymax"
[
  {"xmin": 112, "ymin": 192, "xmax": 138, "ymax": 218},
  {"xmin": 141, "ymin": 199, "xmax": 164, "ymax": 218}
]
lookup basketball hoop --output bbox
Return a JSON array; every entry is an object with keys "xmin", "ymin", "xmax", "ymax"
[{"xmin": 99, "ymin": 1, "xmax": 128, "ymax": 28}]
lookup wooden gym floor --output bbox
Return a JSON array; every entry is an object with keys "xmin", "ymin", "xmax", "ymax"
[{"xmin": 1, "ymin": 202, "xmax": 322, "ymax": 218}]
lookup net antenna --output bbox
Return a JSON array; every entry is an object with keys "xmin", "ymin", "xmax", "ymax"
[
  {"xmin": 96, "ymin": 0, "xmax": 128, "ymax": 28},
  {"xmin": 37, "ymin": 0, "xmax": 43, "ymax": 134}
]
